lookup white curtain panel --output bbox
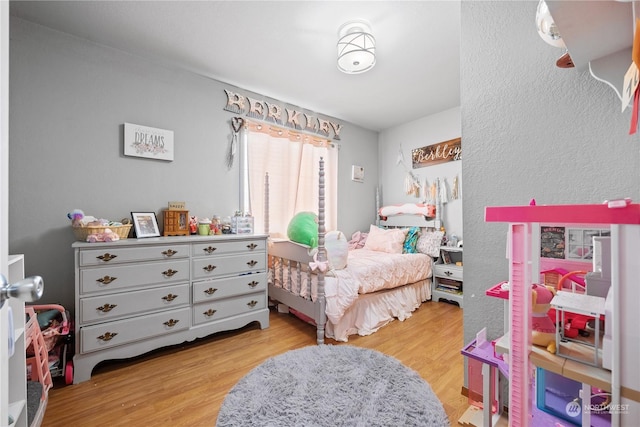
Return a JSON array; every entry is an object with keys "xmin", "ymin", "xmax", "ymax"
[{"xmin": 248, "ymin": 131, "xmax": 338, "ymax": 237}]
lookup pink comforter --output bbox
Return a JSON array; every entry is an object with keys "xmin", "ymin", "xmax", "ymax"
[{"xmin": 325, "ymin": 249, "xmax": 432, "ymax": 324}]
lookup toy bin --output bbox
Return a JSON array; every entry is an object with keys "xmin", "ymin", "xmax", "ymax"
[{"xmin": 535, "ymin": 367, "xmax": 611, "ymax": 427}]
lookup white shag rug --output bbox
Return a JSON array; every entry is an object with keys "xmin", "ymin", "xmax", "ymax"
[{"xmin": 216, "ymin": 345, "xmax": 449, "ymax": 426}]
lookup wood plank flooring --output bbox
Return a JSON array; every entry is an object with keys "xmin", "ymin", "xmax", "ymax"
[{"xmin": 43, "ymin": 300, "xmax": 468, "ymax": 426}]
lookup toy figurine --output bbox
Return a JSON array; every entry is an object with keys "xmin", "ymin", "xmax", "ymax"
[
  {"xmin": 189, "ymin": 216, "xmax": 198, "ymax": 234},
  {"xmin": 531, "ymin": 283, "xmax": 557, "ymax": 353}
]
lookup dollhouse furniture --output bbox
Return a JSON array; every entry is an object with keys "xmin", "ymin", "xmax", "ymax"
[
  {"xmin": 485, "ymin": 202, "xmax": 640, "ymax": 427},
  {"xmin": 72, "ymin": 234, "xmax": 268, "ymax": 383},
  {"xmin": 460, "ymin": 327, "xmax": 508, "ymax": 427},
  {"xmin": 551, "ymin": 291, "xmax": 606, "ymax": 368}
]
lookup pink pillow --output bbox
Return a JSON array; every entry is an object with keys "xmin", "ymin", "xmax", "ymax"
[
  {"xmin": 363, "ymin": 225, "xmax": 406, "ymax": 254},
  {"xmin": 348, "ymin": 231, "xmax": 368, "ymax": 250}
]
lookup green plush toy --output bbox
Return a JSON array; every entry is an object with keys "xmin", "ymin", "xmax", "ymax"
[{"xmin": 287, "ymin": 212, "xmax": 319, "ymax": 248}]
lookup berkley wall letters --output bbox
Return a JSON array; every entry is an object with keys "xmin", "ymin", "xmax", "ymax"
[{"xmin": 223, "ymin": 89, "xmax": 343, "ymax": 140}]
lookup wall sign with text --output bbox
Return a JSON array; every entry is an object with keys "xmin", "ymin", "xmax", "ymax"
[
  {"xmin": 411, "ymin": 137, "xmax": 461, "ymax": 168},
  {"xmin": 124, "ymin": 123, "xmax": 174, "ymax": 161}
]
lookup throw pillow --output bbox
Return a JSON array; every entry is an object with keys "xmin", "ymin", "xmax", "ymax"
[
  {"xmin": 363, "ymin": 224, "xmax": 406, "ymax": 254},
  {"xmin": 417, "ymin": 230, "xmax": 444, "ymax": 257},
  {"xmin": 403, "ymin": 226, "xmax": 421, "ymax": 254},
  {"xmin": 348, "ymin": 230, "xmax": 369, "ymax": 250}
]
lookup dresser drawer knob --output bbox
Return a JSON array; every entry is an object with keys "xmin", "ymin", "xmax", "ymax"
[
  {"xmin": 445, "ymin": 271, "xmax": 452, "ymax": 276},
  {"xmin": 204, "ymin": 309, "xmax": 217, "ymax": 317},
  {"xmin": 97, "ymin": 276, "xmax": 117, "ymax": 285},
  {"xmin": 162, "ymin": 293, "xmax": 178, "ymax": 302},
  {"xmin": 97, "ymin": 332, "xmax": 118, "ymax": 342},
  {"xmin": 97, "ymin": 253, "xmax": 117, "ymax": 262},
  {"xmin": 162, "ymin": 269, "xmax": 178, "ymax": 277},
  {"xmin": 162, "ymin": 249, "xmax": 178, "ymax": 257},
  {"xmin": 247, "ymin": 243, "xmax": 258, "ymax": 250},
  {"xmin": 204, "ymin": 287, "xmax": 218, "ymax": 295},
  {"xmin": 247, "ymin": 260, "xmax": 258, "ymax": 267},
  {"xmin": 247, "ymin": 300, "xmax": 258, "ymax": 308},
  {"xmin": 163, "ymin": 319, "xmax": 180, "ymax": 327},
  {"xmin": 203, "ymin": 246, "xmax": 217, "ymax": 254},
  {"xmin": 247, "ymin": 280, "xmax": 259, "ymax": 288},
  {"xmin": 203, "ymin": 265, "xmax": 217, "ymax": 272},
  {"xmin": 96, "ymin": 303, "xmax": 117, "ymax": 313}
]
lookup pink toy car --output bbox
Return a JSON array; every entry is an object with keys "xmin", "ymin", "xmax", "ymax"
[{"xmin": 86, "ymin": 229, "xmax": 120, "ymax": 243}]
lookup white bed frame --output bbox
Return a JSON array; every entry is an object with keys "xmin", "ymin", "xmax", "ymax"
[{"xmin": 267, "ymin": 158, "xmax": 440, "ymax": 344}]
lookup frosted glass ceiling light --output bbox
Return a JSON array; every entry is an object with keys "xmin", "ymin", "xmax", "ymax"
[{"xmin": 337, "ymin": 20, "xmax": 376, "ymax": 74}]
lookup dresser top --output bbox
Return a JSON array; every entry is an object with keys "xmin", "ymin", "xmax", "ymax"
[{"xmin": 72, "ymin": 233, "xmax": 268, "ymax": 249}]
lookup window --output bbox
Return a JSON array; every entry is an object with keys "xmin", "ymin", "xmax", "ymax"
[{"xmin": 245, "ymin": 123, "xmax": 338, "ymax": 237}]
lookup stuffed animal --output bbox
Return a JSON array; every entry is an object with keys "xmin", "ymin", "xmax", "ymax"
[
  {"xmin": 325, "ymin": 230, "xmax": 348, "ymax": 270},
  {"xmin": 287, "ymin": 212, "xmax": 318, "ymax": 248},
  {"xmin": 67, "ymin": 209, "xmax": 85, "ymax": 227},
  {"xmin": 531, "ymin": 283, "xmax": 557, "ymax": 353}
]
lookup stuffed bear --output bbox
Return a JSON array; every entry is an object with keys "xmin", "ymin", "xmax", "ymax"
[
  {"xmin": 531, "ymin": 283, "xmax": 557, "ymax": 353},
  {"xmin": 287, "ymin": 212, "xmax": 318, "ymax": 248}
]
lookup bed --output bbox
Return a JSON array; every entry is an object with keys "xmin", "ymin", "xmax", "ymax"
[{"xmin": 267, "ymin": 158, "xmax": 444, "ymax": 343}]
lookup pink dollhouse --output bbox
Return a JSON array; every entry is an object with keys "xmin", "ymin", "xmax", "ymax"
[{"xmin": 485, "ymin": 202, "xmax": 640, "ymax": 427}]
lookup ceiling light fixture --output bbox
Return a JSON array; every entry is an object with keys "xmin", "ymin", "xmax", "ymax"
[{"xmin": 337, "ymin": 20, "xmax": 376, "ymax": 74}]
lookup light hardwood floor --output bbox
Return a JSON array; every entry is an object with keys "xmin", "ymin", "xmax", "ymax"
[{"xmin": 43, "ymin": 301, "xmax": 468, "ymax": 426}]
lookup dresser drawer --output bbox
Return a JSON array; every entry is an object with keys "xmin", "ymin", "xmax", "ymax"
[
  {"xmin": 79, "ymin": 244, "xmax": 189, "ymax": 266},
  {"xmin": 79, "ymin": 307, "xmax": 191, "ymax": 353},
  {"xmin": 79, "ymin": 283, "xmax": 190, "ymax": 324},
  {"xmin": 192, "ymin": 239, "xmax": 266, "ymax": 257},
  {"xmin": 193, "ymin": 273, "xmax": 267, "ymax": 304},
  {"xmin": 433, "ymin": 264, "xmax": 463, "ymax": 281},
  {"xmin": 192, "ymin": 292, "xmax": 266, "ymax": 325},
  {"xmin": 80, "ymin": 259, "xmax": 189, "ymax": 294},
  {"xmin": 192, "ymin": 253, "xmax": 265, "ymax": 280}
]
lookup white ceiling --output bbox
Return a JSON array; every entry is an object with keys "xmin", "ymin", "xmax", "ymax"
[{"xmin": 9, "ymin": 0, "xmax": 461, "ymax": 132}]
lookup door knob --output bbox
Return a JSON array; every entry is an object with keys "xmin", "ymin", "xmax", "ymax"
[{"xmin": 0, "ymin": 274, "xmax": 44, "ymax": 308}]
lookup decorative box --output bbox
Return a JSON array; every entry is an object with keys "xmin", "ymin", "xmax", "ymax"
[{"xmin": 163, "ymin": 209, "xmax": 189, "ymax": 236}]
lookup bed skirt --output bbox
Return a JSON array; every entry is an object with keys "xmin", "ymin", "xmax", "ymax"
[{"xmin": 325, "ymin": 278, "xmax": 431, "ymax": 341}]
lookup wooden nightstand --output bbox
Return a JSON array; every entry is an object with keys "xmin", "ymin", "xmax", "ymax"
[{"xmin": 163, "ymin": 209, "xmax": 189, "ymax": 236}]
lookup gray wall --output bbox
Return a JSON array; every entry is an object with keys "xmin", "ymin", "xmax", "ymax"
[
  {"xmin": 8, "ymin": 18, "xmax": 378, "ymax": 310},
  {"xmin": 461, "ymin": 1, "xmax": 640, "ymax": 346}
]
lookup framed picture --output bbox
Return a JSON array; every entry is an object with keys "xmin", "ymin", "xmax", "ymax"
[
  {"xmin": 441, "ymin": 250, "xmax": 452, "ymax": 264},
  {"xmin": 124, "ymin": 123, "xmax": 174, "ymax": 161},
  {"xmin": 131, "ymin": 212, "xmax": 161, "ymax": 238}
]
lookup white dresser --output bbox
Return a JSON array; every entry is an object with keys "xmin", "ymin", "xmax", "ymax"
[{"xmin": 72, "ymin": 234, "xmax": 268, "ymax": 384}]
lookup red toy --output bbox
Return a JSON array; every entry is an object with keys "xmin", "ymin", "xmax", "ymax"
[{"xmin": 540, "ymin": 269, "xmax": 596, "ymax": 339}]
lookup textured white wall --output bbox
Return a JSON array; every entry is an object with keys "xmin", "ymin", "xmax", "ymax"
[{"xmin": 461, "ymin": 1, "xmax": 640, "ymax": 346}]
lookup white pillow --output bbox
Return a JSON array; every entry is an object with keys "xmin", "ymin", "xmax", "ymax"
[
  {"xmin": 325, "ymin": 231, "xmax": 348, "ymax": 270},
  {"xmin": 363, "ymin": 224, "xmax": 406, "ymax": 254},
  {"xmin": 416, "ymin": 230, "xmax": 444, "ymax": 257}
]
